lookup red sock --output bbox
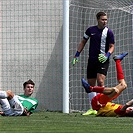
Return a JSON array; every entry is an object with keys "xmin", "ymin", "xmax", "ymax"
[
  {"xmin": 115, "ymin": 60, "xmax": 124, "ymax": 80},
  {"xmin": 90, "ymin": 86, "xmax": 105, "ymax": 93}
]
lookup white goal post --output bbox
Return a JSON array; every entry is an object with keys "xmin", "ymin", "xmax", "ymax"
[
  {"xmin": 63, "ymin": 0, "xmax": 133, "ymax": 113},
  {"xmin": 63, "ymin": 0, "xmax": 69, "ymax": 113}
]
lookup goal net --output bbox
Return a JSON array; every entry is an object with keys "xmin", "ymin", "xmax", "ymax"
[{"xmin": 69, "ymin": 0, "xmax": 133, "ymax": 112}]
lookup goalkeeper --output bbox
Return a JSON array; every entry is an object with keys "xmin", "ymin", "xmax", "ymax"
[
  {"xmin": 72, "ymin": 11, "xmax": 115, "ymax": 115},
  {"xmin": 0, "ymin": 79, "xmax": 38, "ymax": 116},
  {"xmin": 82, "ymin": 52, "xmax": 133, "ymax": 117}
]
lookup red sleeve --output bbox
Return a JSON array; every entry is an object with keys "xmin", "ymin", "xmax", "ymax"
[{"xmin": 114, "ymin": 105, "xmax": 126, "ymax": 116}]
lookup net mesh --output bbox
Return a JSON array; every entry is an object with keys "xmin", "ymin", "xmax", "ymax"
[
  {"xmin": 0, "ymin": 0, "xmax": 63, "ymax": 111},
  {"xmin": 69, "ymin": 0, "xmax": 133, "ymax": 112},
  {"xmin": 0, "ymin": 0, "xmax": 133, "ymax": 112}
]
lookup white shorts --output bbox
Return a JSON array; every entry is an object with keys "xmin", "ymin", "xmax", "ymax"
[{"xmin": 0, "ymin": 95, "xmax": 24, "ymax": 116}]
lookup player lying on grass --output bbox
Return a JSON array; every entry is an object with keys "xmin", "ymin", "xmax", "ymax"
[
  {"xmin": 0, "ymin": 79, "xmax": 38, "ymax": 116},
  {"xmin": 82, "ymin": 52, "xmax": 133, "ymax": 117}
]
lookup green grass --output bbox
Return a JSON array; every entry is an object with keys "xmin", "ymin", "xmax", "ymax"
[{"xmin": 0, "ymin": 111, "xmax": 133, "ymax": 133}]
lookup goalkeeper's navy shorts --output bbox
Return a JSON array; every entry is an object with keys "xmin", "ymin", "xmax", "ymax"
[{"xmin": 87, "ymin": 59, "xmax": 109, "ymax": 79}]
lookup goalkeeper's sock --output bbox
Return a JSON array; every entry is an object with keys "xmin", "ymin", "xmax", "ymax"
[
  {"xmin": 115, "ymin": 60, "xmax": 124, "ymax": 80},
  {"xmin": 90, "ymin": 86, "xmax": 105, "ymax": 93}
]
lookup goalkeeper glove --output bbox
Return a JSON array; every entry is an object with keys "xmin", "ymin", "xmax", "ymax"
[
  {"xmin": 98, "ymin": 52, "xmax": 111, "ymax": 63},
  {"xmin": 72, "ymin": 51, "xmax": 80, "ymax": 65}
]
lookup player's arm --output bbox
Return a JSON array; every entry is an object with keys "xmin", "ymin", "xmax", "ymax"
[
  {"xmin": 98, "ymin": 43, "xmax": 114, "ymax": 63},
  {"xmin": 108, "ymin": 29, "xmax": 115, "ymax": 55},
  {"xmin": 77, "ymin": 39, "xmax": 87, "ymax": 52},
  {"xmin": 120, "ymin": 99, "xmax": 133, "ymax": 111},
  {"xmin": 23, "ymin": 108, "xmax": 31, "ymax": 116},
  {"xmin": 98, "ymin": 28, "xmax": 115, "ymax": 64},
  {"xmin": 108, "ymin": 43, "xmax": 114, "ymax": 54},
  {"xmin": 72, "ymin": 39, "xmax": 87, "ymax": 65}
]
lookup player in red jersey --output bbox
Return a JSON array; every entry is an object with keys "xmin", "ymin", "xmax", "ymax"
[{"xmin": 82, "ymin": 52, "xmax": 133, "ymax": 117}]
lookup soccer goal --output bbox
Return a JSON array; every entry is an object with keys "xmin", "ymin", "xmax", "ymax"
[{"xmin": 65, "ymin": 0, "xmax": 133, "ymax": 112}]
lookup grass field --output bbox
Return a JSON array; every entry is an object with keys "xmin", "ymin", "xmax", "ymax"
[{"xmin": 0, "ymin": 111, "xmax": 133, "ymax": 133}]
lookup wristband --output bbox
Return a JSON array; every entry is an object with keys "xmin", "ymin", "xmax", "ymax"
[
  {"xmin": 106, "ymin": 52, "xmax": 111, "ymax": 58},
  {"xmin": 75, "ymin": 51, "xmax": 80, "ymax": 57}
]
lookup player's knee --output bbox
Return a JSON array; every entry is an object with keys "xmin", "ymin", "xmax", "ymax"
[
  {"xmin": 120, "ymin": 80, "xmax": 127, "ymax": 89},
  {"xmin": 6, "ymin": 90, "xmax": 14, "ymax": 100},
  {"xmin": 121, "ymin": 82, "xmax": 127, "ymax": 89},
  {"xmin": 113, "ymin": 87, "xmax": 119, "ymax": 94},
  {"xmin": 124, "ymin": 83, "xmax": 127, "ymax": 89},
  {"xmin": 97, "ymin": 80, "xmax": 104, "ymax": 86}
]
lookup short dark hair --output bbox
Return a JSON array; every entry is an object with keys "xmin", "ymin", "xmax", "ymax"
[
  {"xmin": 23, "ymin": 79, "xmax": 35, "ymax": 88},
  {"xmin": 126, "ymin": 111, "xmax": 133, "ymax": 117},
  {"xmin": 96, "ymin": 11, "xmax": 107, "ymax": 20}
]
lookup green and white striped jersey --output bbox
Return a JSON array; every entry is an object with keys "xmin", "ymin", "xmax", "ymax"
[{"xmin": 18, "ymin": 95, "xmax": 38, "ymax": 113}]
